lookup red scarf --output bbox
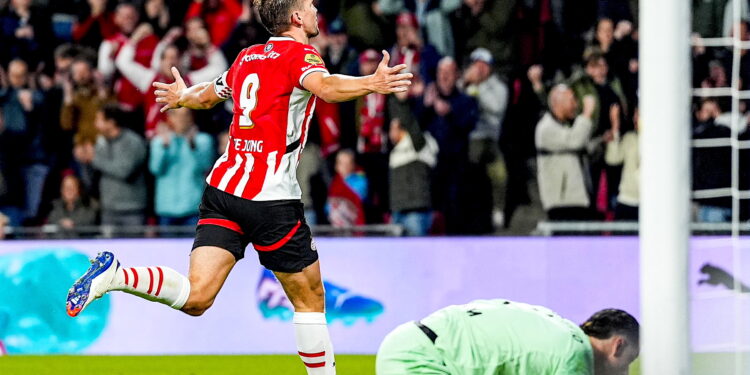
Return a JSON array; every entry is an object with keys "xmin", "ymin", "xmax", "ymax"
[
  {"xmin": 328, "ymin": 174, "xmax": 365, "ymax": 226},
  {"xmin": 314, "ymin": 100, "xmax": 341, "ymax": 157},
  {"xmin": 357, "ymin": 93, "xmax": 386, "ymax": 153}
]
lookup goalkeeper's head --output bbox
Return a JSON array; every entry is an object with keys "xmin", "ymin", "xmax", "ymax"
[{"xmin": 581, "ymin": 309, "xmax": 639, "ymax": 375}]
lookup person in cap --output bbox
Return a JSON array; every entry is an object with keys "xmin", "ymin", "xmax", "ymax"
[
  {"xmin": 322, "ymin": 18, "xmax": 358, "ymax": 75},
  {"xmin": 462, "ymin": 47, "xmax": 509, "ymax": 229}
]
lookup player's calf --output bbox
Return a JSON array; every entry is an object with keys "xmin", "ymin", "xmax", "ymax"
[
  {"xmin": 66, "ymin": 251, "xmax": 192, "ymax": 317},
  {"xmin": 113, "ymin": 266, "xmax": 191, "ymax": 310}
]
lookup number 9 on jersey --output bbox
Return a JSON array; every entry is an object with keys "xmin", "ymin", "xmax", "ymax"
[{"xmin": 239, "ymin": 73, "xmax": 260, "ymax": 129}]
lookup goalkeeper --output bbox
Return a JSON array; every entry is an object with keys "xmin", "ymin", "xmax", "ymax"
[{"xmin": 376, "ymin": 299, "xmax": 639, "ymax": 375}]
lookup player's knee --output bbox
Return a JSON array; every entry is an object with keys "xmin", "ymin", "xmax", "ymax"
[
  {"xmin": 183, "ymin": 299, "xmax": 214, "ymax": 316},
  {"xmin": 182, "ymin": 289, "xmax": 215, "ymax": 316}
]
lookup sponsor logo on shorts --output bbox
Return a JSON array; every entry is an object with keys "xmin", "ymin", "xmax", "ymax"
[
  {"xmin": 311, "ymin": 238, "xmax": 317, "ymax": 251},
  {"xmin": 304, "ymin": 53, "xmax": 323, "ymax": 65}
]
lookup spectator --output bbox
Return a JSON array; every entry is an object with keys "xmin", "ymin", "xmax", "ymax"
[
  {"xmin": 97, "ymin": 3, "xmax": 159, "ymax": 112},
  {"xmin": 72, "ymin": 0, "xmax": 117, "ymax": 48},
  {"xmin": 184, "ymin": 0, "xmax": 242, "ymax": 47},
  {"xmin": 141, "ymin": 0, "xmax": 174, "ymax": 37},
  {"xmin": 570, "ymin": 49, "xmax": 628, "ymax": 138},
  {"xmin": 376, "ymin": 0, "xmax": 460, "ymax": 57},
  {"xmin": 355, "ymin": 49, "xmax": 390, "ymax": 222},
  {"xmin": 339, "ymin": 0, "xmax": 390, "ymax": 50},
  {"xmin": 116, "ymin": 24, "xmax": 225, "ymax": 138},
  {"xmin": 0, "ymin": 0, "xmax": 54, "ymax": 69},
  {"xmin": 179, "ymin": 18, "xmax": 228, "ymax": 78},
  {"xmin": 419, "ymin": 56, "xmax": 478, "ymax": 233},
  {"xmin": 327, "ymin": 149, "xmax": 368, "ymax": 227},
  {"xmin": 60, "ymin": 58, "xmax": 108, "ymax": 147},
  {"xmin": 149, "ymin": 108, "xmax": 213, "ymax": 226},
  {"xmin": 0, "ymin": 59, "xmax": 49, "ymax": 225},
  {"xmin": 388, "ymin": 12, "xmax": 441, "ymax": 87},
  {"xmin": 450, "ymin": 0, "xmax": 517, "ymax": 77},
  {"xmin": 321, "ymin": 18, "xmax": 359, "ymax": 75},
  {"xmin": 462, "ymin": 47, "xmax": 509, "ymax": 228},
  {"xmin": 693, "ymin": 99, "xmax": 732, "ymax": 222},
  {"xmin": 388, "ymin": 93, "xmax": 438, "ymax": 236},
  {"xmin": 570, "ymin": 49, "xmax": 628, "ymax": 216},
  {"xmin": 588, "ymin": 18, "xmax": 638, "ymax": 89},
  {"xmin": 536, "ymin": 85, "xmax": 599, "ymax": 221},
  {"xmin": 47, "ymin": 174, "xmax": 99, "ymax": 235},
  {"xmin": 605, "ymin": 106, "xmax": 639, "ymax": 221},
  {"xmin": 88, "ymin": 103, "xmax": 148, "ymax": 226},
  {"xmin": 702, "ymin": 59, "xmax": 729, "ymax": 89}
]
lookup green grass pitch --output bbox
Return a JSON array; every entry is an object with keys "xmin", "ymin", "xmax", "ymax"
[
  {"xmin": 1, "ymin": 353, "xmax": 749, "ymax": 374},
  {"xmin": 0, "ymin": 355, "xmax": 375, "ymax": 375}
]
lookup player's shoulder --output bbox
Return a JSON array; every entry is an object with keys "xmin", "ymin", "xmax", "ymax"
[{"xmin": 268, "ymin": 38, "xmax": 321, "ymax": 57}]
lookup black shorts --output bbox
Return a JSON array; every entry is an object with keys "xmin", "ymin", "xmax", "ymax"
[{"xmin": 192, "ymin": 185, "xmax": 318, "ymax": 273}]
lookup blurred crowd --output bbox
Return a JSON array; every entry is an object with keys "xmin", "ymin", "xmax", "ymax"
[{"xmin": 0, "ymin": 0, "xmax": 748, "ymax": 238}]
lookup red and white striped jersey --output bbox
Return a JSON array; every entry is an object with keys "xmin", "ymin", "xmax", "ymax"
[{"xmin": 206, "ymin": 37, "xmax": 328, "ymax": 200}]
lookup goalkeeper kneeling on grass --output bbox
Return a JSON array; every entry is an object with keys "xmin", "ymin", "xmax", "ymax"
[{"xmin": 376, "ymin": 299, "xmax": 639, "ymax": 375}]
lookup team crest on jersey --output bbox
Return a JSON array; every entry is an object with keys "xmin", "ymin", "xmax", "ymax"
[
  {"xmin": 265, "ymin": 43, "xmax": 273, "ymax": 52},
  {"xmin": 304, "ymin": 53, "xmax": 323, "ymax": 65}
]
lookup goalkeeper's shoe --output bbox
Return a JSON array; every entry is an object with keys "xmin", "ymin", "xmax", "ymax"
[{"xmin": 66, "ymin": 251, "xmax": 119, "ymax": 317}]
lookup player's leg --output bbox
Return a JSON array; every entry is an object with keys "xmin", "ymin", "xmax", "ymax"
[
  {"xmin": 180, "ymin": 246, "xmax": 236, "ymax": 316},
  {"xmin": 67, "ymin": 186, "xmax": 245, "ymax": 317},
  {"xmin": 376, "ymin": 322, "xmax": 450, "ymax": 375},
  {"xmin": 65, "ymin": 245, "xmax": 237, "ymax": 317},
  {"xmin": 274, "ymin": 260, "xmax": 335, "ymax": 375},
  {"xmin": 66, "ymin": 250, "xmax": 193, "ymax": 317},
  {"xmin": 252, "ymin": 200, "xmax": 334, "ymax": 375}
]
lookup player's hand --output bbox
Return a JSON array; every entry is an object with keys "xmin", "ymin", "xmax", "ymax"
[
  {"xmin": 370, "ymin": 50, "xmax": 413, "ymax": 95},
  {"xmin": 153, "ymin": 67, "xmax": 187, "ymax": 113}
]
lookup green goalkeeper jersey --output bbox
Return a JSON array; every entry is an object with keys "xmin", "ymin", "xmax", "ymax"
[{"xmin": 420, "ymin": 299, "xmax": 594, "ymax": 375}]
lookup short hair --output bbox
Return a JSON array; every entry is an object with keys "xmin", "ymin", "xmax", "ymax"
[
  {"xmin": 99, "ymin": 103, "xmax": 125, "ymax": 128},
  {"xmin": 581, "ymin": 309, "xmax": 640, "ymax": 344},
  {"xmin": 71, "ymin": 57, "xmax": 93, "ymax": 69},
  {"xmin": 253, "ymin": 0, "xmax": 304, "ymax": 35},
  {"xmin": 583, "ymin": 47, "xmax": 606, "ymax": 67},
  {"xmin": 54, "ymin": 43, "xmax": 78, "ymax": 60}
]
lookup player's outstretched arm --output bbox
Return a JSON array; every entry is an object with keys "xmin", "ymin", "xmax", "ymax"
[
  {"xmin": 153, "ymin": 67, "xmax": 225, "ymax": 112},
  {"xmin": 303, "ymin": 50, "xmax": 413, "ymax": 103}
]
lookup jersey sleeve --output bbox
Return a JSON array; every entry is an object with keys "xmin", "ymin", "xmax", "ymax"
[
  {"xmin": 289, "ymin": 46, "xmax": 329, "ymax": 88},
  {"xmin": 213, "ymin": 70, "xmax": 232, "ymax": 99}
]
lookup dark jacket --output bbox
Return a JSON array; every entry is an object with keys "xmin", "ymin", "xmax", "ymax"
[
  {"xmin": 48, "ymin": 198, "xmax": 99, "ymax": 227},
  {"xmin": 388, "ymin": 96, "xmax": 438, "ymax": 212}
]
